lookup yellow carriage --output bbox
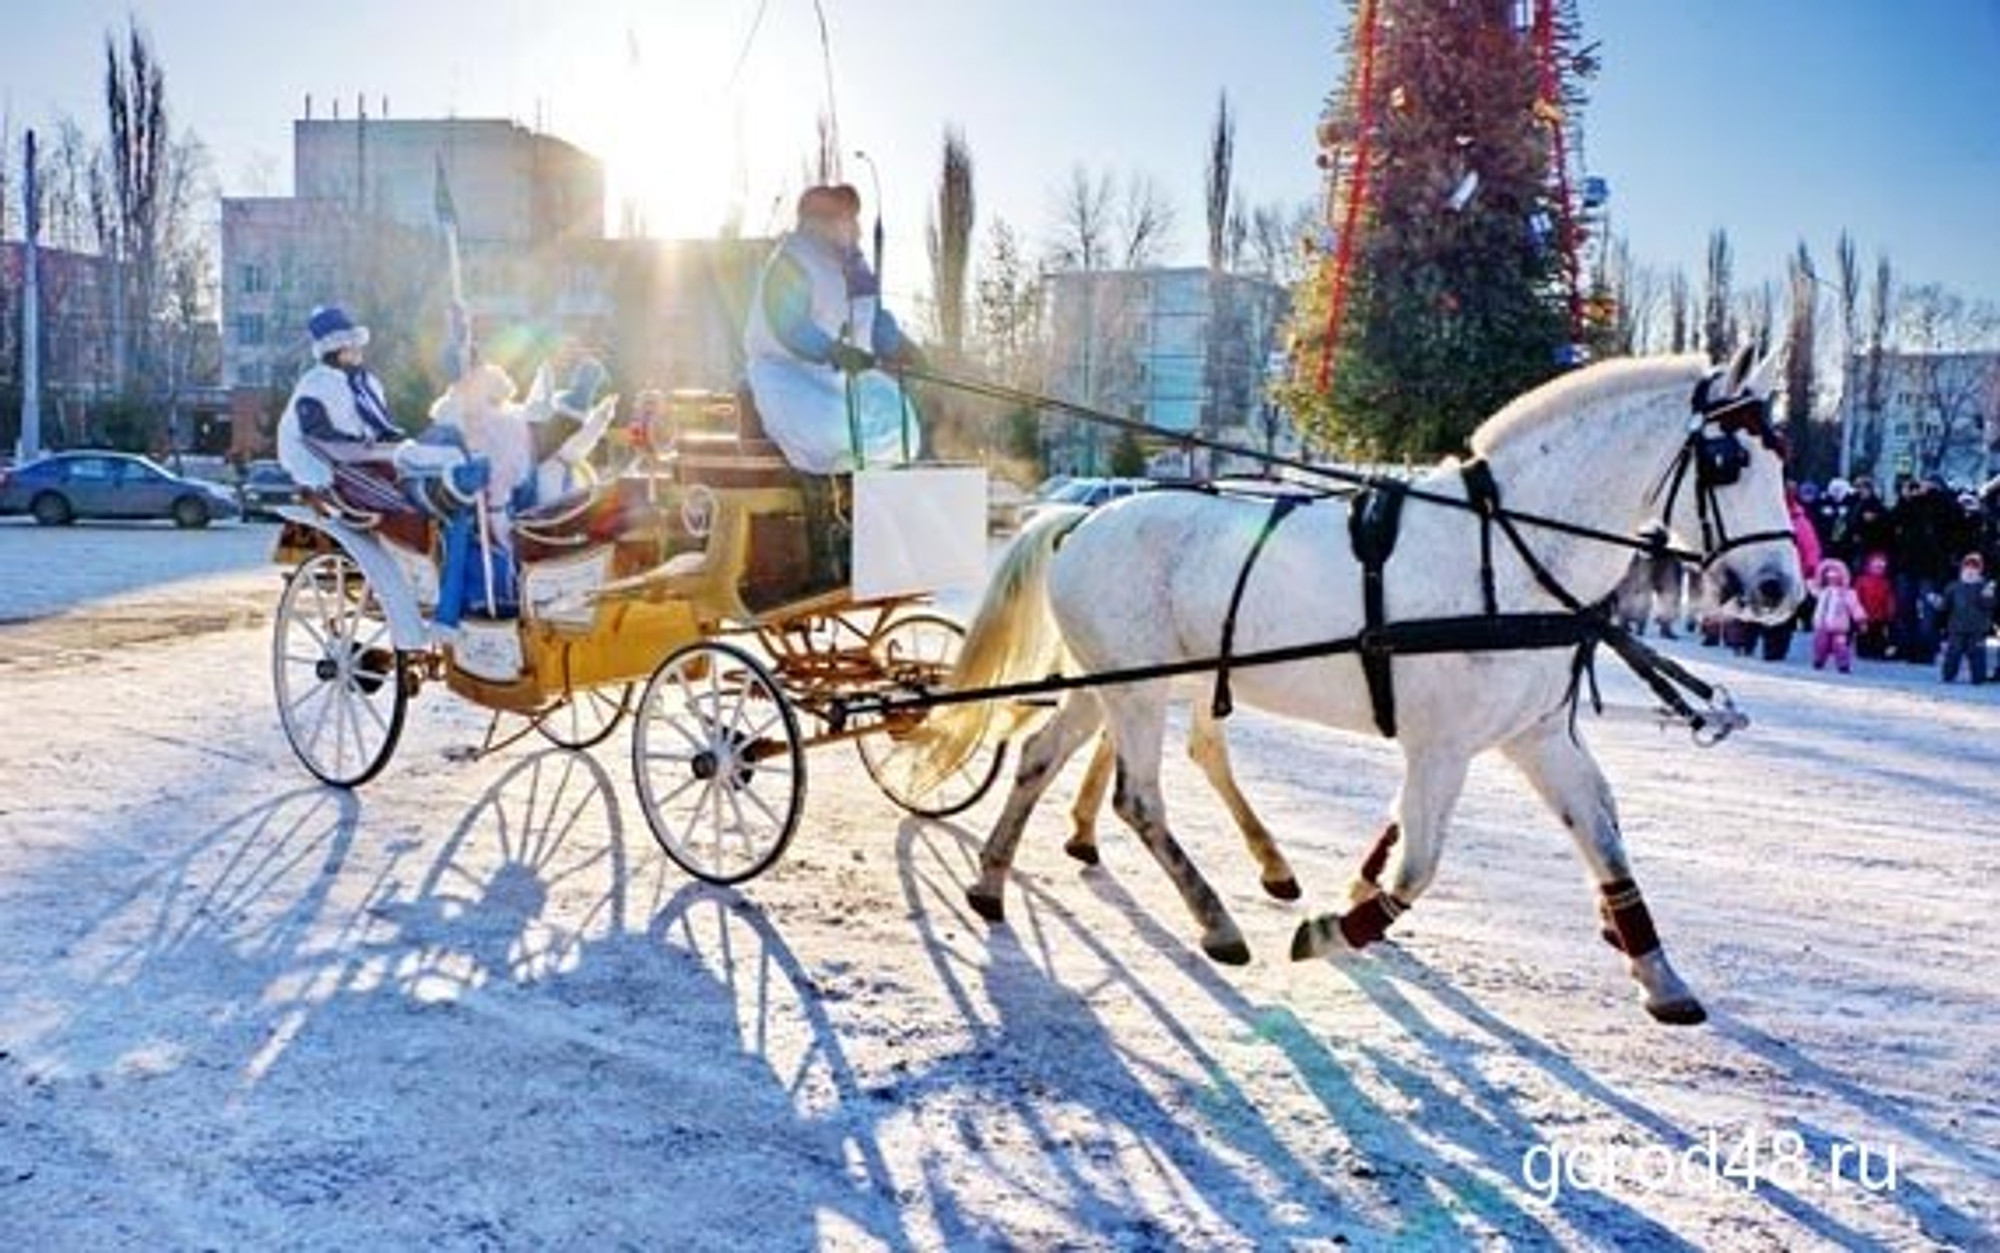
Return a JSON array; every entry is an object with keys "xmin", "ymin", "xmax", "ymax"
[{"xmin": 269, "ymin": 389, "xmax": 1004, "ymax": 883}]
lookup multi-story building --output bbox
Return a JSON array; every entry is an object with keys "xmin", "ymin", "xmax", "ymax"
[
  {"xmin": 1836, "ymin": 350, "xmax": 2000, "ymax": 488},
  {"xmin": 1041, "ymin": 267, "xmax": 1292, "ymax": 475},
  {"xmin": 1, "ymin": 242, "xmax": 116, "ymax": 450},
  {"xmin": 221, "ymin": 109, "xmax": 765, "ymax": 455}
]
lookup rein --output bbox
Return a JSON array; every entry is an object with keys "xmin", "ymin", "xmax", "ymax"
[
  {"xmin": 835, "ymin": 363, "xmax": 1785, "ymax": 747},
  {"xmin": 898, "ymin": 365, "xmax": 1786, "ymax": 572}
]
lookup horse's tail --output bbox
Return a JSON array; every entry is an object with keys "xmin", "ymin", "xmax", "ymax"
[{"xmin": 908, "ymin": 505, "xmax": 1088, "ymax": 795}]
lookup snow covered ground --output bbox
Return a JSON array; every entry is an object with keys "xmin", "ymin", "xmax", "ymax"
[{"xmin": 0, "ymin": 532, "xmax": 1995, "ymax": 1248}]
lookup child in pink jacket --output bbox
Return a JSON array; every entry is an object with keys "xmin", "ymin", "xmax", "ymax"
[{"xmin": 1811, "ymin": 557, "xmax": 1867, "ymax": 673}]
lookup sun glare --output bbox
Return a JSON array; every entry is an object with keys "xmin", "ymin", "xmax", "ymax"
[{"xmin": 566, "ymin": 14, "xmax": 824, "ymax": 242}]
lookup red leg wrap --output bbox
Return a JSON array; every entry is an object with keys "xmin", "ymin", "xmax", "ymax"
[
  {"xmin": 1601, "ymin": 878, "xmax": 1660, "ymax": 957},
  {"xmin": 1357, "ymin": 821, "xmax": 1401, "ymax": 887},
  {"xmin": 1339, "ymin": 891, "xmax": 1407, "ymax": 949}
]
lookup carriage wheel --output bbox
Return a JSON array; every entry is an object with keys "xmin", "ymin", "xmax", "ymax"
[
  {"xmin": 273, "ymin": 552, "xmax": 409, "ymax": 788},
  {"xmin": 855, "ymin": 612, "xmax": 1008, "ymax": 818},
  {"xmin": 535, "ymin": 683, "xmax": 633, "ymax": 751},
  {"xmin": 632, "ymin": 641, "xmax": 805, "ymax": 884}
]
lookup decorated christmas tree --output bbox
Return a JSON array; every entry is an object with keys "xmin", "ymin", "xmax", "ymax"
[{"xmin": 1280, "ymin": 0, "xmax": 1599, "ymax": 459}]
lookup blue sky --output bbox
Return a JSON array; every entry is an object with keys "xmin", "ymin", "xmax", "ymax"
[{"xmin": 4, "ymin": 1, "xmax": 1996, "ymax": 315}]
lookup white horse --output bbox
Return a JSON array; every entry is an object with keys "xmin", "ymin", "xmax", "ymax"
[{"xmin": 913, "ymin": 349, "xmax": 1800, "ymax": 1024}]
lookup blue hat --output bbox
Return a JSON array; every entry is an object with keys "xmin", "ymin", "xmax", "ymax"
[
  {"xmin": 555, "ymin": 357, "xmax": 607, "ymax": 416},
  {"xmin": 308, "ymin": 305, "xmax": 369, "ymax": 357}
]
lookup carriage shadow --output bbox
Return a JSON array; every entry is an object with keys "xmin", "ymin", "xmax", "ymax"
[
  {"xmin": 16, "ymin": 754, "xmax": 915, "ymax": 1247},
  {"xmin": 891, "ymin": 817, "xmax": 1617, "ymax": 1246},
  {"xmin": 310, "ymin": 748, "xmax": 915, "ymax": 1247}
]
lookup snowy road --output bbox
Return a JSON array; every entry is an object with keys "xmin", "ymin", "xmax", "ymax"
[{"xmin": 0, "ymin": 566, "xmax": 1995, "ymax": 1248}]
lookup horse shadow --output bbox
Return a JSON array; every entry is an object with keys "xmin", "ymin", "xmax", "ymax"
[{"xmin": 891, "ymin": 817, "xmax": 1613, "ymax": 1247}]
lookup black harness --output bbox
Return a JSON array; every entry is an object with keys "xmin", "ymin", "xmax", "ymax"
[
  {"xmin": 830, "ymin": 368, "xmax": 1788, "ymax": 748},
  {"xmin": 1207, "ymin": 373, "xmax": 1792, "ymax": 739}
]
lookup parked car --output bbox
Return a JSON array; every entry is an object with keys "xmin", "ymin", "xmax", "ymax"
[
  {"xmin": 1017, "ymin": 476, "xmax": 1156, "ymax": 529},
  {"xmin": 0, "ymin": 450, "xmax": 242, "ymax": 528},
  {"xmin": 987, "ymin": 477, "xmax": 1030, "ymax": 533},
  {"xmin": 238, "ymin": 459, "xmax": 305, "ymax": 520}
]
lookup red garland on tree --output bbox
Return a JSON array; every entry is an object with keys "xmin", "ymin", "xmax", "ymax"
[{"xmin": 1284, "ymin": 0, "xmax": 1596, "ymax": 459}]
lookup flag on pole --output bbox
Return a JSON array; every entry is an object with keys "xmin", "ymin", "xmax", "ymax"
[{"xmin": 433, "ymin": 154, "xmax": 458, "ymax": 232}]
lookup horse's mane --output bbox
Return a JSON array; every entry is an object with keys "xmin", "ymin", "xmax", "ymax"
[{"xmin": 1468, "ymin": 354, "xmax": 1707, "ymax": 458}]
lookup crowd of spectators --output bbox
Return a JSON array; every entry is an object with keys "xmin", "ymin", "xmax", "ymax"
[{"xmin": 1617, "ymin": 471, "xmax": 1999, "ymax": 685}]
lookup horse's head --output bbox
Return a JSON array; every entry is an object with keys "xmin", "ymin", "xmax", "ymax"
[{"xmin": 1654, "ymin": 345, "xmax": 1802, "ymax": 622}]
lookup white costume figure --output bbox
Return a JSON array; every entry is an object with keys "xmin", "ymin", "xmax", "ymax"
[
  {"xmin": 276, "ymin": 305, "xmax": 410, "ymax": 493},
  {"xmin": 421, "ymin": 363, "xmax": 536, "ymax": 548},
  {"xmin": 743, "ymin": 184, "xmax": 923, "ymax": 474}
]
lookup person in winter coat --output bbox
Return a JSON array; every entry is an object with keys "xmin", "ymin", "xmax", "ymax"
[
  {"xmin": 1937, "ymin": 552, "xmax": 1996, "ymax": 684},
  {"xmin": 743, "ymin": 183, "xmax": 925, "ymax": 475},
  {"xmin": 1852, "ymin": 552, "xmax": 1897, "ymax": 660},
  {"xmin": 277, "ymin": 305, "xmax": 408, "ymax": 495},
  {"xmin": 1850, "ymin": 475, "xmax": 1895, "ymax": 559},
  {"xmin": 1813, "ymin": 477, "xmax": 1860, "ymax": 566},
  {"xmin": 1809, "ymin": 558, "xmax": 1867, "ymax": 673}
]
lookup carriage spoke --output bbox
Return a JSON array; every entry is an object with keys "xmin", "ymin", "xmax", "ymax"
[{"xmin": 357, "ymin": 685, "xmax": 390, "ymax": 735}]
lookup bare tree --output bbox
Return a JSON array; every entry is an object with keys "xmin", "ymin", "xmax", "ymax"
[
  {"xmin": 812, "ymin": 110, "xmax": 840, "ymax": 186},
  {"xmin": 1666, "ymin": 268, "xmax": 1691, "ymax": 354},
  {"xmin": 1045, "ymin": 165, "xmax": 1115, "ymax": 272},
  {"xmin": 103, "ymin": 17, "xmax": 171, "ymax": 392},
  {"xmin": 1783, "ymin": 241, "xmax": 1822, "ymax": 473},
  {"xmin": 1858, "ymin": 253, "xmax": 1894, "ymax": 475},
  {"xmin": 1830, "ymin": 231, "xmax": 1860, "ymax": 472},
  {"xmin": 974, "ymin": 217, "xmax": 1041, "ymax": 383},
  {"xmin": 1741, "ymin": 280, "xmax": 1776, "ymax": 360},
  {"xmin": 0, "ymin": 109, "xmax": 12, "ymax": 242},
  {"xmin": 157, "ymin": 130, "xmax": 218, "ymax": 452},
  {"xmin": 1118, "ymin": 172, "xmax": 1176, "ymax": 269},
  {"xmin": 1226, "ymin": 194, "xmax": 1249, "ymax": 273},
  {"xmin": 1701, "ymin": 228, "xmax": 1734, "ymax": 362},
  {"xmin": 925, "ymin": 126, "xmax": 975, "ymax": 355},
  {"xmin": 1898, "ymin": 284, "xmax": 2000, "ymax": 478},
  {"xmin": 1204, "ymin": 91, "xmax": 1234, "ymax": 271}
]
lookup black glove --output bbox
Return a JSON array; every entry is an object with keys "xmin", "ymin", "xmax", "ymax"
[{"xmin": 827, "ymin": 343, "xmax": 875, "ymax": 374}]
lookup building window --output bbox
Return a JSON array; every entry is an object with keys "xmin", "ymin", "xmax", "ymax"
[
  {"xmin": 236, "ymin": 314, "xmax": 266, "ymax": 346},
  {"xmin": 241, "ymin": 263, "xmax": 267, "ymax": 294}
]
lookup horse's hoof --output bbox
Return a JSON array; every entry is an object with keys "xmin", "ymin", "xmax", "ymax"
[
  {"xmin": 1646, "ymin": 998, "xmax": 1708, "ymax": 1026},
  {"xmin": 965, "ymin": 887, "xmax": 1006, "ymax": 923},
  {"xmin": 1262, "ymin": 875, "xmax": 1302, "ymax": 902},
  {"xmin": 1290, "ymin": 916, "xmax": 1337, "ymax": 961},
  {"xmin": 1063, "ymin": 836, "xmax": 1100, "ymax": 867},
  {"xmin": 1204, "ymin": 934, "xmax": 1252, "ymax": 966}
]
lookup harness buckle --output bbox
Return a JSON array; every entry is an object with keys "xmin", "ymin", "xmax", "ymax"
[{"xmin": 1689, "ymin": 684, "xmax": 1748, "ymax": 747}]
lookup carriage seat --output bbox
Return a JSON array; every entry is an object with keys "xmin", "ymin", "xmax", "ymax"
[
  {"xmin": 305, "ymin": 457, "xmax": 435, "ymax": 555},
  {"xmin": 672, "ymin": 430, "xmax": 801, "ymax": 490},
  {"xmin": 511, "ymin": 476, "xmax": 675, "ymax": 567}
]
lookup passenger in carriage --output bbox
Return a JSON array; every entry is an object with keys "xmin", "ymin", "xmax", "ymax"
[{"xmin": 275, "ymin": 306, "xmax": 410, "ymax": 508}]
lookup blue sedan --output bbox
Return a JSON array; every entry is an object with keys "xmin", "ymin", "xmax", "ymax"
[{"xmin": 0, "ymin": 451, "xmax": 242, "ymax": 528}]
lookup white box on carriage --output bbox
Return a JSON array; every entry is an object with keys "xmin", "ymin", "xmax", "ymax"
[{"xmin": 851, "ymin": 466, "xmax": 988, "ymax": 600}]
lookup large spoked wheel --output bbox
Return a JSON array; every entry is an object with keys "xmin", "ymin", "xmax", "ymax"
[
  {"xmin": 632, "ymin": 641, "xmax": 805, "ymax": 884},
  {"xmin": 273, "ymin": 552, "xmax": 408, "ymax": 787},
  {"xmin": 856, "ymin": 612, "xmax": 1007, "ymax": 818},
  {"xmin": 535, "ymin": 683, "xmax": 633, "ymax": 751}
]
